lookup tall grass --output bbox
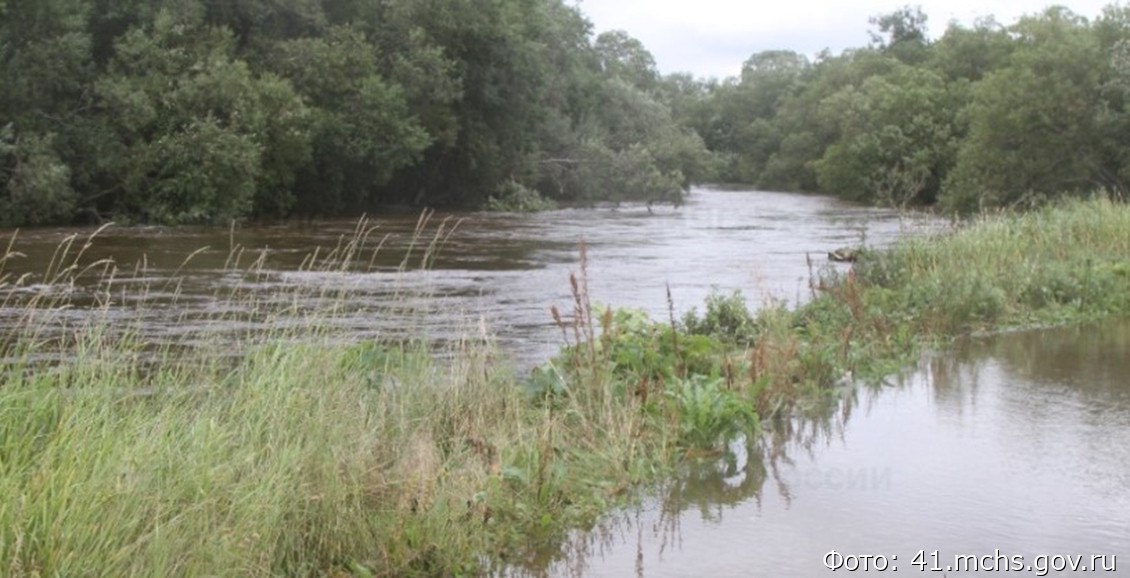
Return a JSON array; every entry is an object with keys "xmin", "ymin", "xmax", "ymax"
[
  {"xmin": 1, "ymin": 337, "xmax": 517, "ymax": 575},
  {"xmin": 2, "ymin": 198, "xmax": 1129, "ymax": 576},
  {"xmin": 0, "ymin": 221, "xmax": 677, "ymax": 577},
  {"xmin": 853, "ymin": 196, "xmax": 1130, "ymax": 332},
  {"xmin": 763, "ymin": 197, "xmax": 1130, "ymax": 391}
]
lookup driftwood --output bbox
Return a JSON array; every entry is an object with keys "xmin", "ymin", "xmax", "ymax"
[{"xmin": 828, "ymin": 247, "xmax": 860, "ymax": 263}]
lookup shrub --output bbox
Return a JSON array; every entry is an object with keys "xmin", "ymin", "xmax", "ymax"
[{"xmin": 682, "ymin": 289, "xmax": 758, "ymax": 345}]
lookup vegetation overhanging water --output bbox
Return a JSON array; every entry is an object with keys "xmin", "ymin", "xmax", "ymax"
[
  {"xmin": 5, "ymin": 1, "xmax": 1130, "ymax": 573},
  {"xmin": 5, "ymin": 1, "xmax": 1130, "ymax": 227},
  {"xmin": 1, "ymin": 196, "xmax": 1128, "ymax": 576}
]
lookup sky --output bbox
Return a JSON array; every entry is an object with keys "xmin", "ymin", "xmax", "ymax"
[{"xmin": 574, "ymin": 0, "xmax": 1119, "ymax": 79}]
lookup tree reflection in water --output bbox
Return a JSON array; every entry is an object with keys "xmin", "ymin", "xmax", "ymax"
[{"xmin": 505, "ymin": 378, "xmax": 886, "ymax": 578}]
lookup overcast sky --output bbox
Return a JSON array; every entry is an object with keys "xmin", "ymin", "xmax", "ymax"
[{"xmin": 575, "ymin": 0, "xmax": 1119, "ymax": 79}]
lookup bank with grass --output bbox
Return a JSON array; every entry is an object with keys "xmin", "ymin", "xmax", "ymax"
[{"xmin": 2, "ymin": 197, "xmax": 1129, "ymax": 576}]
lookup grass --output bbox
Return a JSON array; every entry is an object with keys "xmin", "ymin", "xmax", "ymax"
[
  {"xmin": 0, "ymin": 222, "xmax": 681, "ymax": 577},
  {"xmin": 856, "ymin": 196, "xmax": 1130, "ymax": 331},
  {"xmin": 748, "ymin": 197, "xmax": 1130, "ymax": 397},
  {"xmin": 2, "ymin": 197, "xmax": 1130, "ymax": 576}
]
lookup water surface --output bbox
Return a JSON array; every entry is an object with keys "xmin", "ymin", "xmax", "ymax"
[
  {"xmin": 0, "ymin": 188, "xmax": 939, "ymax": 366},
  {"xmin": 4, "ymin": 188, "xmax": 1124, "ymax": 574},
  {"xmin": 530, "ymin": 322, "xmax": 1130, "ymax": 576}
]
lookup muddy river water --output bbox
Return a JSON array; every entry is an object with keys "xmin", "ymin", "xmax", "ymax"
[
  {"xmin": 526, "ymin": 321, "xmax": 1130, "ymax": 576},
  {"xmin": 0, "ymin": 188, "xmax": 939, "ymax": 365},
  {"xmin": 2, "ymin": 188, "xmax": 1126, "ymax": 574}
]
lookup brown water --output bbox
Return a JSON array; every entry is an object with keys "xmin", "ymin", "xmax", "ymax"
[
  {"xmin": 527, "ymin": 322, "xmax": 1130, "ymax": 577},
  {"xmin": 4, "ymin": 188, "xmax": 1127, "ymax": 574},
  {"xmin": 0, "ymin": 188, "xmax": 940, "ymax": 366}
]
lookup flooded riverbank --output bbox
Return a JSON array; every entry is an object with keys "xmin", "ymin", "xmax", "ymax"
[
  {"xmin": 4, "ymin": 193, "xmax": 1128, "ymax": 577},
  {"xmin": 523, "ymin": 320, "xmax": 1130, "ymax": 576}
]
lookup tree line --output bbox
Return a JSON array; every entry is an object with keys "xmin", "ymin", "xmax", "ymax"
[
  {"xmin": 0, "ymin": 0, "xmax": 710, "ymax": 225},
  {"xmin": 3, "ymin": 2, "xmax": 1128, "ymax": 226},
  {"xmin": 683, "ymin": 4, "xmax": 1130, "ymax": 212}
]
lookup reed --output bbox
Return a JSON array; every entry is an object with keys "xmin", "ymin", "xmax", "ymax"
[
  {"xmin": 852, "ymin": 196, "xmax": 1130, "ymax": 334},
  {"xmin": 1, "ymin": 197, "xmax": 1128, "ymax": 576},
  {"xmin": 0, "ymin": 222, "xmax": 676, "ymax": 577},
  {"xmin": 754, "ymin": 196, "xmax": 1130, "ymax": 396}
]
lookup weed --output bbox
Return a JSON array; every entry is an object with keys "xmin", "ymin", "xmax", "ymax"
[
  {"xmin": 681, "ymin": 288, "xmax": 758, "ymax": 345},
  {"xmin": 666, "ymin": 375, "xmax": 759, "ymax": 450},
  {"xmin": 2, "ymin": 198, "xmax": 1130, "ymax": 576}
]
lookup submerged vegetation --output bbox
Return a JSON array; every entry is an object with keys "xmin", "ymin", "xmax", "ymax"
[
  {"xmin": 1, "ymin": 198, "xmax": 1129, "ymax": 575},
  {"xmin": 4, "ymin": 0, "xmax": 1129, "ymax": 572}
]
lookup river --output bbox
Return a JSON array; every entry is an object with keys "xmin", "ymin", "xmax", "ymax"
[
  {"xmin": 521, "ymin": 321, "xmax": 1130, "ymax": 576},
  {"xmin": 0, "ymin": 187, "xmax": 940, "ymax": 366},
  {"xmin": 5, "ymin": 188, "xmax": 1124, "ymax": 575}
]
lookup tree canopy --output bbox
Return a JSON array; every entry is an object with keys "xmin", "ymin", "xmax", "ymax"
[
  {"xmin": 0, "ymin": 0, "xmax": 708, "ymax": 225},
  {"xmin": 4, "ymin": 1, "xmax": 1129, "ymax": 225},
  {"xmin": 682, "ymin": 3, "xmax": 1130, "ymax": 213}
]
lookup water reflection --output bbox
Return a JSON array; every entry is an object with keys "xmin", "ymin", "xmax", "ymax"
[{"xmin": 518, "ymin": 321, "xmax": 1130, "ymax": 577}]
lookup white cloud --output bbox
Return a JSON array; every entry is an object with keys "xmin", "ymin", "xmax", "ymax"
[{"xmin": 574, "ymin": 0, "xmax": 1118, "ymax": 79}]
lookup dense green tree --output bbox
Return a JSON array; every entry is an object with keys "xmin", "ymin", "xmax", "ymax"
[
  {"xmin": 264, "ymin": 25, "xmax": 428, "ymax": 213},
  {"xmin": 814, "ymin": 65, "xmax": 958, "ymax": 205},
  {"xmin": 942, "ymin": 8, "xmax": 1105, "ymax": 212},
  {"xmin": 869, "ymin": 6, "xmax": 930, "ymax": 65},
  {"xmin": 594, "ymin": 30, "xmax": 659, "ymax": 91},
  {"xmin": 371, "ymin": 0, "xmax": 559, "ymax": 205},
  {"xmin": 577, "ymin": 78, "xmax": 710, "ymax": 202},
  {"xmin": 9, "ymin": 0, "xmax": 1128, "ymax": 225},
  {"xmin": 200, "ymin": 0, "xmax": 325, "ymax": 44},
  {"xmin": 1093, "ymin": 4, "xmax": 1130, "ymax": 199},
  {"xmin": 1, "ymin": 0, "xmax": 93, "ymax": 114},
  {"xmin": 1, "ymin": 0, "xmax": 710, "ymax": 225},
  {"xmin": 1, "ymin": 0, "xmax": 94, "ymax": 223},
  {"xmin": 0, "ymin": 131, "xmax": 77, "ymax": 226},
  {"xmin": 732, "ymin": 50, "xmax": 809, "ymax": 182},
  {"xmin": 674, "ymin": 3, "xmax": 1130, "ymax": 212},
  {"xmin": 927, "ymin": 17, "xmax": 1014, "ymax": 83},
  {"xmin": 683, "ymin": 50, "xmax": 808, "ymax": 183},
  {"xmin": 754, "ymin": 49, "xmax": 899, "ymax": 192},
  {"xmin": 95, "ymin": 10, "xmax": 310, "ymax": 222}
]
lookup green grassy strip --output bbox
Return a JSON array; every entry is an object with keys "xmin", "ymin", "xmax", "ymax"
[
  {"xmin": 1, "ymin": 198, "xmax": 1129, "ymax": 576},
  {"xmin": 753, "ymin": 197, "xmax": 1130, "ymax": 396}
]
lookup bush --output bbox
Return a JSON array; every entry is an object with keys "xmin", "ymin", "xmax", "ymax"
[
  {"xmin": 485, "ymin": 179, "xmax": 558, "ymax": 212},
  {"xmin": 0, "ymin": 133, "xmax": 77, "ymax": 226},
  {"xmin": 667, "ymin": 375, "xmax": 759, "ymax": 450},
  {"xmin": 682, "ymin": 289, "xmax": 758, "ymax": 345}
]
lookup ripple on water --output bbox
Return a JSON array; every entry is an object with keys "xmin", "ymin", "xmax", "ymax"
[{"xmin": 1, "ymin": 188, "xmax": 942, "ymax": 368}]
